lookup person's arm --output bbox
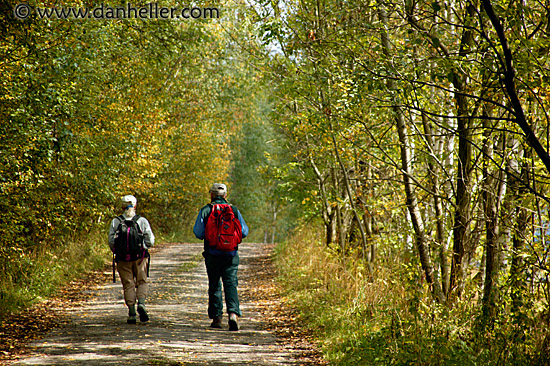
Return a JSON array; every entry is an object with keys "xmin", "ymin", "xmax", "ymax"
[
  {"xmin": 108, "ymin": 218, "xmax": 119, "ymax": 252},
  {"xmin": 193, "ymin": 207, "xmax": 207, "ymax": 239},
  {"xmin": 236, "ymin": 210, "xmax": 249, "ymax": 238},
  {"xmin": 139, "ymin": 217, "xmax": 155, "ymax": 249}
]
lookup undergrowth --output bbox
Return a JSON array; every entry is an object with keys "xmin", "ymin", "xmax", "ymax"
[
  {"xmin": 275, "ymin": 225, "xmax": 550, "ymax": 365},
  {"xmin": 0, "ymin": 227, "xmax": 110, "ymax": 318}
]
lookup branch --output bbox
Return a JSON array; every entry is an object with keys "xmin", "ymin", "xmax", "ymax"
[{"xmin": 481, "ymin": 0, "xmax": 550, "ymax": 175}]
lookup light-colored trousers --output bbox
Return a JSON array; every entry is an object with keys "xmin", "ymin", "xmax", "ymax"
[{"xmin": 116, "ymin": 258, "xmax": 148, "ymax": 307}]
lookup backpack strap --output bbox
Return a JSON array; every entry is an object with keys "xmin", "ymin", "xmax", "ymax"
[
  {"xmin": 131, "ymin": 215, "xmax": 143, "ymax": 233},
  {"xmin": 207, "ymin": 203, "xmax": 224, "ymax": 220},
  {"xmin": 207, "ymin": 203, "xmax": 237, "ymax": 216},
  {"xmin": 114, "ymin": 215, "xmax": 125, "ymax": 229}
]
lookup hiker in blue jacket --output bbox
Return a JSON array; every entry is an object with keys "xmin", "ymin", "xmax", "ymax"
[{"xmin": 193, "ymin": 183, "xmax": 249, "ymax": 331}]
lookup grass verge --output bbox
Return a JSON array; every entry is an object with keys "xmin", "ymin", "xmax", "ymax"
[
  {"xmin": 275, "ymin": 225, "xmax": 549, "ymax": 366},
  {"xmin": 0, "ymin": 227, "xmax": 110, "ymax": 318}
]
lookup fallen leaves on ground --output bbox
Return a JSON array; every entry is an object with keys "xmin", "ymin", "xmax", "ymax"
[
  {"xmin": 240, "ymin": 244, "xmax": 328, "ymax": 365},
  {"xmin": 0, "ymin": 267, "xmax": 111, "ymax": 365},
  {"xmin": 0, "ymin": 242, "xmax": 325, "ymax": 366}
]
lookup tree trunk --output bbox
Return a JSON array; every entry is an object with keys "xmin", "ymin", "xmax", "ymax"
[
  {"xmin": 271, "ymin": 203, "xmax": 278, "ymax": 245},
  {"xmin": 481, "ymin": 113, "xmax": 504, "ymax": 320},
  {"xmin": 309, "ymin": 154, "xmax": 335, "ymax": 246},
  {"xmin": 448, "ymin": 75, "xmax": 472, "ymax": 299},
  {"xmin": 378, "ymin": 4, "xmax": 444, "ymax": 303},
  {"xmin": 329, "ymin": 119, "xmax": 371, "ymax": 267},
  {"xmin": 405, "ymin": 0, "xmax": 475, "ymax": 300},
  {"xmin": 421, "ymin": 112, "xmax": 450, "ymax": 295},
  {"xmin": 510, "ymin": 149, "xmax": 531, "ymax": 313},
  {"xmin": 357, "ymin": 163, "xmax": 375, "ymax": 264},
  {"xmin": 332, "ymin": 167, "xmax": 346, "ymax": 257},
  {"xmin": 482, "ymin": 0, "xmax": 550, "ymax": 175}
]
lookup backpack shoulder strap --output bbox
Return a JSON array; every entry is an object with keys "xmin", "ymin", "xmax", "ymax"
[
  {"xmin": 131, "ymin": 215, "xmax": 143, "ymax": 232},
  {"xmin": 206, "ymin": 203, "xmax": 214, "ymax": 218}
]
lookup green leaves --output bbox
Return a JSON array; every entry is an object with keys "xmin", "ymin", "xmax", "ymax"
[{"xmin": 1, "ymin": 0, "xmax": 277, "ymax": 315}]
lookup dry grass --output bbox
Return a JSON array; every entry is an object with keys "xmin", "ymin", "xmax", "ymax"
[{"xmin": 275, "ymin": 224, "xmax": 549, "ymax": 365}]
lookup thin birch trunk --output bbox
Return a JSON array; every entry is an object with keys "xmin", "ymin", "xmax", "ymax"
[
  {"xmin": 481, "ymin": 111, "xmax": 502, "ymax": 320},
  {"xmin": 421, "ymin": 112, "xmax": 450, "ymax": 295},
  {"xmin": 378, "ymin": 4, "xmax": 444, "ymax": 303},
  {"xmin": 329, "ymin": 119, "xmax": 370, "ymax": 267}
]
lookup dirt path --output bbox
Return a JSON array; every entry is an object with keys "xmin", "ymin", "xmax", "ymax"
[{"xmin": 7, "ymin": 243, "xmax": 317, "ymax": 366}]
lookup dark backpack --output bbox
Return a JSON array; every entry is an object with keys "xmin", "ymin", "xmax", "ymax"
[
  {"xmin": 205, "ymin": 204, "xmax": 242, "ymax": 252},
  {"xmin": 114, "ymin": 215, "xmax": 146, "ymax": 262}
]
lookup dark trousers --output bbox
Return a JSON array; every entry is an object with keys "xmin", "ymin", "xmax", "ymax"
[{"xmin": 204, "ymin": 251, "xmax": 241, "ymax": 319}]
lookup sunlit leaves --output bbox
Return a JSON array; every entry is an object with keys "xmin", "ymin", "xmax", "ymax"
[{"xmin": 0, "ymin": 0, "xmax": 270, "ymax": 314}]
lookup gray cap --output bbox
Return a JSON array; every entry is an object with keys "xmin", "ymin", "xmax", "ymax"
[{"xmin": 209, "ymin": 183, "xmax": 227, "ymax": 196}]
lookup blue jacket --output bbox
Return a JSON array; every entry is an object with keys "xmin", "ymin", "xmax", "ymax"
[{"xmin": 193, "ymin": 197, "xmax": 249, "ymax": 256}]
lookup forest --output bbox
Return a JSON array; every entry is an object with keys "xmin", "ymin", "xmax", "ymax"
[{"xmin": 2, "ymin": 0, "xmax": 550, "ymax": 364}]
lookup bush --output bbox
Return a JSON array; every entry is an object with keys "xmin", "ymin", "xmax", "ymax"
[
  {"xmin": 0, "ymin": 227, "xmax": 110, "ymax": 318},
  {"xmin": 275, "ymin": 224, "xmax": 546, "ymax": 365}
]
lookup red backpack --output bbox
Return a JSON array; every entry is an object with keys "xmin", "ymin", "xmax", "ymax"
[{"xmin": 205, "ymin": 204, "xmax": 243, "ymax": 252}]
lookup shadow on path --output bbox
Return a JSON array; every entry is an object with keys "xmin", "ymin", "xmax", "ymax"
[{"xmin": 10, "ymin": 243, "xmax": 300, "ymax": 366}]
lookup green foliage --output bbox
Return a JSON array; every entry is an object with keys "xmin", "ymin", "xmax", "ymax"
[
  {"xmin": 0, "ymin": 227, "xmax": 110, "ymax": 315},
  {"xmin": 0, "ymin": 0, "xmax": 280, "ymax": 316},
  {"xmin": 276, "ymin": 225, "xmax": 546, "ymax": 365},
  {"xmin": 253, "ymin": 0, "xmax": 550, "ymax": 358}
]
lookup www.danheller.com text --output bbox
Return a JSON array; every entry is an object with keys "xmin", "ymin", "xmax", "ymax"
[{"xmin": 14, "ymin": 3, "xmax": 220, "ymax": 20}]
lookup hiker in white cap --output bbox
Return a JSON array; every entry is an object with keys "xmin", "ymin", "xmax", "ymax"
[{"xmin": 108, "ymin": 195, "xmax": 155, "ymax": 324}]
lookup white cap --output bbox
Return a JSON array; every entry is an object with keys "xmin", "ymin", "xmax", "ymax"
[
  {"xmin": 121, "ymin": 195, "xmax": 137, "ymax": 207},
  {"xmin": 209, "ymin": 183, "xmax": 227, "ymax": 196}
]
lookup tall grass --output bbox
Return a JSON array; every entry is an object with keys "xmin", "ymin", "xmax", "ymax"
[
  {"xmin": 275, "ymin": 224, "xmax": 549, "ymax": 365},
  {"xmin": 0, "ymin": 227, "xmax": 111, "ymax": 318}
]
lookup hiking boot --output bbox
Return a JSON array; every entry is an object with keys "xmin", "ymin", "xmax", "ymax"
[
  {"xmin": 228, "ymin": 313, "xmax": 239, "ymax": 331},
  {"xmin": 127, "ymin": 314, "xmax": 137, "ymax": 324},
  {"xmin": 137, "ymin": 303, "xmax": 149, "ymax": 323},
  {"xmin": 210, "ymin": 316, "xmax": 223, "ymax": 329}
]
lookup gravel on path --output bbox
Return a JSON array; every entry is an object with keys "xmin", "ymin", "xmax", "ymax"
[{"xmin": 6, "ymin": 242, "xmax": 320, "ymax": 366}]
